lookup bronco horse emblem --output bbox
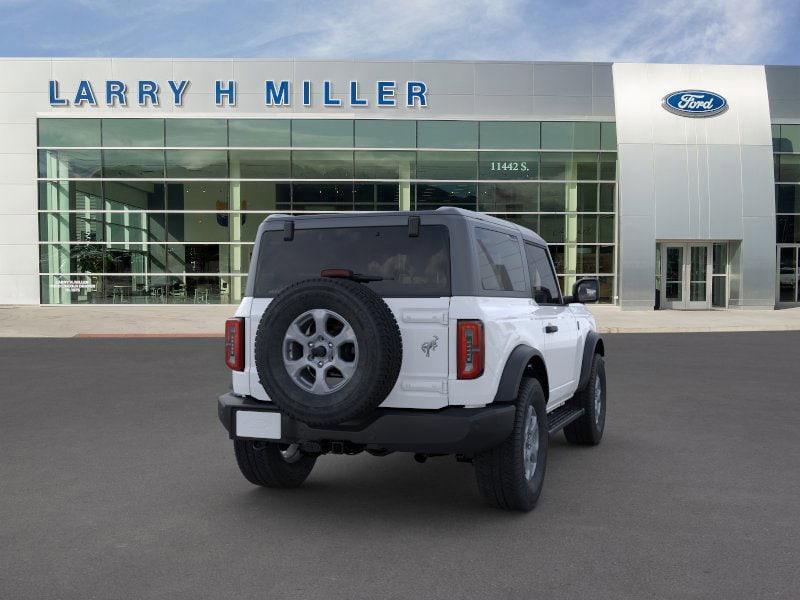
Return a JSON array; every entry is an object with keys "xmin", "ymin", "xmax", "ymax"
[{"xmin": 421, "ymin": 335, "xmax": 439, "ymax": 357}]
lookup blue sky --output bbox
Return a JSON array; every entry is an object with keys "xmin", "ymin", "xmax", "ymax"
[{"xmin": 1, "ymin": 0, "xmax": 798, "ymax": 65}]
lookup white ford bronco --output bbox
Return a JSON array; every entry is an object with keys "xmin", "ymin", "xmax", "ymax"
[{"xmin": 218, "ymin": 208, "xmax": 606, "ymax": 511}]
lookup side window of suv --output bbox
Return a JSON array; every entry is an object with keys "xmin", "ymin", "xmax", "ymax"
[
  {"xmin": 524, "ymin": 242, "xmax": 562, "ymax": 304},
  {"xmin": 474, "ymin": 227, "xmax": 527, "ymax": 292}
]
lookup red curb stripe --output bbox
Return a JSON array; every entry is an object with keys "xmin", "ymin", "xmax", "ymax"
[{"xmin": 74, "ymin": 333, "xmax": 224, "ymax": 338}]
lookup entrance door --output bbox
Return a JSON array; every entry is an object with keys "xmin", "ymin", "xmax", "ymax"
[{"xmin": 660, "ymin": 243, "xmax": 712, "ymax": 309}]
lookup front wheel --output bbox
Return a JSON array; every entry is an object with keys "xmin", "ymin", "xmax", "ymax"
[
  {"xmin": 474, "ymin": 378, "xmax": 548, "ymax": 511},
  {"xmin": 564, "ymin": 353, "xmax": 606, "ymax": 446},
  {"xmin": 234, "ymin": 440, "xmax": 316, "ymax": 488}
]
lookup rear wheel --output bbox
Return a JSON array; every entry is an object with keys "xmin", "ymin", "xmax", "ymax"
[
  {"xmin": 234, "ymin": 440, "xmax": 316, "ymax": 488},
  {"xmin": 474, "ymin": 378, "xmax": 548, "ymax": 511}
]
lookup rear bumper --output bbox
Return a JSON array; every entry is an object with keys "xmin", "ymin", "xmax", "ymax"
[{"xmin": 217, "ymin": 393, "xmax": 515, "ymax": 455}]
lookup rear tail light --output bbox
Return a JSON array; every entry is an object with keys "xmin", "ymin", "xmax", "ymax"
[
  {"xmin": 225, "ymin": 318, "xmax": 245, "ymax": 371},
  {"xmin": 457, "ymin": 320, "xmax": 484, "ymax": 379}
]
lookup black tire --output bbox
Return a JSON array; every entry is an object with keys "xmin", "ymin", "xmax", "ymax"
[
  {"xmin": 255, "ymin": 278, "xmax": 402, "ymax": 427},
  {"xmin": 474, "ymin": 378, "xmax": 548, "ymax": 512},
  {"xmin": 564, "ymin": 354, "xmax": 606, "ymax": 446},
  {"xmin": 234, "ymin": 440, "xmax": 316, "ymax": 488}
]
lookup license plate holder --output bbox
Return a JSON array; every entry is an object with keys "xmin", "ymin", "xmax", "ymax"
[{"xmin": 235, "ymin": 410, "xmax": 282, "ymax": 440}]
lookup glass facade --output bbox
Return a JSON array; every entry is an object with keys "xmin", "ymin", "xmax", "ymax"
[
  {"xmin": 773, "ymin": 124, "xmax": 800, "ymax": 303},
  {"xmin": 37, "ymin": 118, "xmax": 617, "ymax": 304}
]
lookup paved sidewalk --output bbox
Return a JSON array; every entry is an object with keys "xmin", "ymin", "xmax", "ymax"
[{"xmin": 2, "ymin": 303, "xmax": 800, "ymax": 337}]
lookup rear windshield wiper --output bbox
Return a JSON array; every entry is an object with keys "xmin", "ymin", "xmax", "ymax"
[{"xmin": 320, "ymin": 268, "xmax": 389, "ymax": 283}]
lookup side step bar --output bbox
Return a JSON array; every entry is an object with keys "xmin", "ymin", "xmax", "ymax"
[{"xmin": 546, "ymin": 404, "xmax": 585, "ymax": 435}]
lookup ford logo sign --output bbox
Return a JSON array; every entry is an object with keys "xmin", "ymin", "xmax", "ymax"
[{"xmin": 662, "ymin": 90, "xmax": 728, "ymax": 117}]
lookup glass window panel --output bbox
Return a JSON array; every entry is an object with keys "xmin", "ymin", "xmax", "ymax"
[
  {"xmin": 38, "ymin": 181, "xmax": 103, "ymax": 210},
  {"xmin": 772, "ymin": 124, "xmax": 781, "ymax": 152},
  {"xmin": 291, "ymin": 183, "xmax": 354, "ymax": 211},
  {"xmin": 710, "ymin": 276, "xmax": 726, "ymax": 307},
  {"xmin": 354, "ymin": 183, "xmax": 402, "ymax": 211},
  {"xmin": 102, "ymin": 119, "xmax": 164, "ymax": 147},
  {"xmin": 500, "ymin": 214, "xmax": 540, "ymax": 234},
  {"xmin": 474, "ymin": 227, "xmax": 527, "ymax": 292},
  {"xmin": 776, "ymin": 185, "xmax": 800, "ymax": 213},
  {"xmin": 292, "ymin": 150, "xmax": 353, "ymax": 179},
  {"xmin": 354, "ymin": 120, "xmax": 416, "ymax": 148},
  {"xmin": 600, "ymin": 153, "xmax": 616, "ymax": 180},
  {"xmin": 780, "ymin": 125, "xmax": 800, "ymax": 153},
  {"xmin": 167, "ymin": 182, "xmax": 229, "ymax": 211},
  {"xmin": 598, "ymin": 276, "xmax": 613, "ymax": 302},
  {"xmin": 415, "ymin": 183, "xmax": 477, "ymax": 210},
  {"xmin": 104, "ymin": 243, "xmax": 163, "ymax": 274},
  {"xmin": 577, "ymin": 245, "xmax": 598, "ymax": 273},
  {"xmin": 777, "ymin": 215, "xmax": 800, "ymax": 243},
  {"xmin": 228, "ymin": 119, "xmax": 290, "ymax": 147},
  {"xmin": 105, "ymin": 211, "xmax": 164, "ymax": 243},
  {"xmin": 39, "ymin": 273, "xmax": 191, "ymax": 304},
  {"xmin": 479, "ymin": 122, "xmax": 540, "ymax": 149},
  {"xmin": 577, "ymin": 215, "xmax": 597, "ymax": 243},
  {"xmin": 599, "ymin": 183, "xmax": 615, "ymax": 212},
  {"xmin": 416, "ymin": 151, "xmax": 477, "ymax": 180},
  {"xmin": 538, "ymin": 214, "xmax": 566, "ymax": 243},
  {"xmin": 541, "ymin": 122, "xmax": 574, "ymax": 150},
  {"xmin": 478, "ymin": 183, "xmax": 538, "ymax": 212},
  {"xmin": 165, "ymin": 119, "xmax": 227, "ymax": 147},
  {"xmin": 168, "ymin": 242, "xmax": 252, "ymax": 276},
  {"xmin": 39, "ymin": 243, "xmax": 103, "ymax": 273},
  {"xmin": 600, "ymin": 122, "xmax": 617, "ymax": 151},
  {"xmin": 166, "ymin": 150, "xmax": 228, "ymax": 178},
  {"xmin": 38, "ymin": 149, "xmax": 102, "ymax": 178},
  {"xmin": 575, "ymin": 152, "xmax": 599, "ymax": 180},
  {"xmin": 479, "ymin": 152, "xmax": 539, "ymax": 179},
  {"xmin": 240, "ymin": 211, "xmax": 270, "ymax": 242},
  {"xmin": 713, "ymin": 243, "xmax": 727, "ymax": 274},
  {"xmin": 166, "ymin": 276, "xmax": 229, "ymax": 304},
  {"xmin": 255, "ymin": 226, "xmax": 450, "ymax": 298},
  {"xmin": 524, "ymin": 243, "xmax": 561, "ymax": 303},
  {"xmin": 778, "ymin": 155, "xmax": 800, "ymax": 182},
  {"xmin": 104, "ymin": 181, "xmax": 165, "ymax": 211},
  {"xmin": 598, "ymin": 245, "xmax": 614, "ymax": 273},
  {"xmin": 549, "ymin": 245, "xmax": 565, "ymax": 273},
  {"xmin": 417, "ymin": 121, "xmax": 478, "ymax": 149},
  {"xmin": 598, "ymin": 215, "xmax": 614, "ymax": 243},
  {"xmin": 168, "ymin": 213, "xmax": 233, "ymax": 243},
  {"xmin": 238, "ymin": 181, "xmax": 291, "ymax": 212},
  {"xmin": 574, "ymin": 122, "xmax": 601, "ymax": 150},
  {"xmin": 540, "ymin": 152, "xmax": 571, "ymax": 180},
  {"xmin": 39, "ymin": 211, "xmax": 105, "ymax": 242},
  {"xmin": 779, "ymin": 246, "xmax": 796, "ymax": 274},
  {"xmin": 167, "ymin": 244, "xmax": 224, "ymax": 273},
  {"xmin": 39, "ymin": 119, "xmax": 100, "ymax": 147},
  {"xmin": 291, "ymin": 120, "xmax": 353, "ymax": 147},
  {"xmin": 354, "ymin": 151, "xmax": 416, "ymax": 179},
  {"xmin": 577, "ymin": 183, "xmax": 598, "ymax": 212},
  {"xmin": 103, "ymin": 149, "xmax": 164, "ymax": 178},
  {"xmin": 539, "ymin": 183, "xmax": 566, "ymax": 211},
  {"xmin": 229, "ymin": 150, "xmax": 290, "ymax": 179}
]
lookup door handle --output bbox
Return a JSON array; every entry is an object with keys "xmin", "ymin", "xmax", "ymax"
[{"xmin": 545, "ymin": 324, "xmax": 558, "ymax": 334}]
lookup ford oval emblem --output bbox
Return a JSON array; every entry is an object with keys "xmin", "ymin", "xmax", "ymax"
[{"xmin": 662, "ymin": 90, "xmax": 728, "ymax": 117}]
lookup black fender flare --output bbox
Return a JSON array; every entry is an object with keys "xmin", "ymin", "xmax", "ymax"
[
  {"xmin": 577, "ymin": 331, "xmax": 605, "ymax": 391},
  {"xmin": 493, "ymin": 345, "xmax": 547, "ymax": 404}
]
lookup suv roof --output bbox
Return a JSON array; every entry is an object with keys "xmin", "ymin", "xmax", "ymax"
[{"xmin": 261, "ymin": 207, "xmax": 547, "ymax": 247}]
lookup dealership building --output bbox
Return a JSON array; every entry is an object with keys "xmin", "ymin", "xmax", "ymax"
[{"xmin": 0, "ymin": 58, "xmax": 798, "ymax": 309}]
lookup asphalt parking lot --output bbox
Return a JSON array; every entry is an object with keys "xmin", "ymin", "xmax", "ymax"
[{"xmin": 1, "ymin": 333, "xmax": 799, "ymax": 599}]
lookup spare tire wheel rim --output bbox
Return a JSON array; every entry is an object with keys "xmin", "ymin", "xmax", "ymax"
[{"xmin": 283, "ymin": 308, "xmax": 359, "ymax": 395}]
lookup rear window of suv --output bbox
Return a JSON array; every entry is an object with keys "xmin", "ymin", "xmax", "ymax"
[{"xmin": 254, "ymin": 224, "xmax": 451, "ymax": 297}]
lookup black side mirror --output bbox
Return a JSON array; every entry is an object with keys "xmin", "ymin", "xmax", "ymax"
[{"xmin": 570, "ymin": 278, "xmax": 599, "ymax": 304}]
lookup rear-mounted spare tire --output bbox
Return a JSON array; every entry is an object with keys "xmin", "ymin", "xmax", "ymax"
[{"xmin": 254, "ymin": 278, "xmax": 403, "ymax": 427}]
